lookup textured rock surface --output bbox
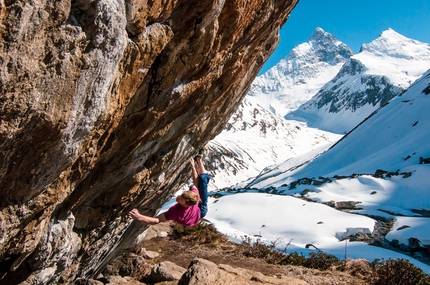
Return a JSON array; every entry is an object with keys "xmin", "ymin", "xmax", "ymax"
[
  {"xmin": 149, "ymin": 261, "xmax": 186, "ymax": 283},
  {"xmin": 0, "ymin": 0, "xmax": 297, "ymax": 283},
  {"xmin": 178, "ymin": 258, "xmax": 309, "ymax": 285}
]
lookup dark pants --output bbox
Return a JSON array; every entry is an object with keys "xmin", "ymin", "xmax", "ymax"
[{"xmin": 197, "ymin": 173, "xmax": 210, "ymax": 218}]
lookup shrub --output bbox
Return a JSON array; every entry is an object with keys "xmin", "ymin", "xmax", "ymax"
[
  {"xmin": 170, "ymin": 221, "xmax": 228, "ymax": 247},
  {"xmin": 281, "ymin": 252, "xmax": 341, "ymax": 270},
  {"xmin": 305, "ymin": 252, "xmax": 341, "ymax": 270},
  {"xmin": 281, "ymin": 252, "xmax": 307, "ymax": 266},
  {"xmin": 239, "ymin": 237, "xmax": 288, "ymax": 264},
  {"xmin": 238, "ymin": 238, "xmax": 342, "ymax": 270},
  {"xmin": 370, "ymin": 258, "xmax": 430, "ymax": 285},
  {"xmin": 337, "ymin": 259, "xmax": 374, "ymax": 280}
]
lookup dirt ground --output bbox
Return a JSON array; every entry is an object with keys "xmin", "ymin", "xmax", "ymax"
[{"xmin": 134, "ymin": 222, "xmax": 370, "ymax": 285}]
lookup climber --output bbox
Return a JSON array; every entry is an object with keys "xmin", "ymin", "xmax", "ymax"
[{"xmin": 128, "ymin": 149, "xmax": 211, "ymax": 227}]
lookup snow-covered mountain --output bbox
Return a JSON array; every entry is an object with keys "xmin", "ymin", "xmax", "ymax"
[
  {"xmin": 286, "ymin": 29, "xmax": 430, "ymax": 133},
  {"xmin": 206, "ymin": 96, "xmax": 342, "ymax": 189},
  {"xmin": 205, "ymin": 70, "xmax": 430, "ymax": 272},
  {"xmin": 207, "ymin": 29, "xmax": 430, "ymax": 190},
  {"xmin": 247, "ymin": 27, "xmax": 353, "ymax": 117},
  {"xmin": 240, "ymin": 69, "xmax": 430, "ymax": 189}
]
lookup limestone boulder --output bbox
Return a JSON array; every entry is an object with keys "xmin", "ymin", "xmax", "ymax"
[{"xmin": 0, "ymin": 0, "xmax": 298, "ymax": 283}]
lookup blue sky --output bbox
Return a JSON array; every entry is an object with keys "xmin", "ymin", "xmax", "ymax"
[{"xmin": 259, "ymin": 0, "xmax": 430, "ymax": 74}]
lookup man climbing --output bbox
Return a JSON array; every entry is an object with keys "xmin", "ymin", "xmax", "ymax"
[{"xmin": 128, "ymin": 148, "xmax": 211, "ymax": 227}]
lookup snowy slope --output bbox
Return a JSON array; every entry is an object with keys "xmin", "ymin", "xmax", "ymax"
[
  {"xmin": 287, "ymin": 29, "xmax": 430, "ymax": 133},
  {"xmin": 247, "ymin": 27, "xmax": 353, "ymax": 117}
]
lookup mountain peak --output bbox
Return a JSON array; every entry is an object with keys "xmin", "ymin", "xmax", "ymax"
[
  {"xmin": 380, "ymin": 27, "xmax": 404, "ymax": 38},
  {"xmin": 358, "ymin": 28, "xmax": 430, "ymax": 59},
  {"xmin": 308, "ymin": 27, "xmax": 336, "ymax": 42},
  {"xmin": 310, "ymin": 27, "xmax": 326, "ymax": 37},
  {"xmin": 303, "ymin": 28, "xmax": 353, "ymax": 64},
  {"xmin": 285, "ymin": 27, "xmax": 352, "ymax": 65},
  {"xmin": 247, "ymin": 28, "xmax": 353, "ymax": 117}
]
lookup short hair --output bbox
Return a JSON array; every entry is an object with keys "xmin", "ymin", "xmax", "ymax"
[{"xmin": 181, "ymin": 190, "xmax": 200, "ymax": 206}]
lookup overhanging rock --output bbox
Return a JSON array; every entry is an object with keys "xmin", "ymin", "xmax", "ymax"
[{"xmin": 0, "ymin": 0, "xmax": 298, "ymax": 283}]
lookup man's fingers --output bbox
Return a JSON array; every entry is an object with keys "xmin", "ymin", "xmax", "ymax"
[{"xmin": 128, "ymin": 209, "xmax": 138, "ymax": 219}]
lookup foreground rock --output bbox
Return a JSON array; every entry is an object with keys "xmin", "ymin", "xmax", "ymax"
[
  {"xmin": 179, "ymin": 258, "xmax": 308, "ymax": 285},
  {"xmin": 0, "ymin": 0, "xmax": 298, "ymax": 283}
]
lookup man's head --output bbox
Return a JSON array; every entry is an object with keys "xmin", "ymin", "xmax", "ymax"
[{"xmin": 176, "ymin": 190, "xmax": 199, "ymax": 207}]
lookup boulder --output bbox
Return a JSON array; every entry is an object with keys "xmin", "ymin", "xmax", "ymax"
[
  {"xmin": 178, "ymin": 258, "xmax": 308, "ymax": 285},
  {"xmin": 140, "ymin": 248, "xmax": 160, "ymax": 259},
  {"xmin": 0, "ymin": 0, "xmax": 298, "ymax": 283},
  {"xmin": 149, "ymin": 261, "xmax": 186, "ymax": 283},
  {"xmin": 336, "ymin": 201, "xmax": 363, "ymax": 210}
]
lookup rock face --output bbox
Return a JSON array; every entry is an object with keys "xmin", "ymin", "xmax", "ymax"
[{"xmin": 0, "ymin": 0, "xmax": 297, "ymax": 284}]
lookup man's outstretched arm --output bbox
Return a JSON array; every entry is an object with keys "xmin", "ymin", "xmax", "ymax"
[
  {"xmin": 190, "ymin": 158, "xmax": 199, "ymax": 186},
  {"xmin": 128, "ymin": 208, "xmax": 167, "ymax": 225}
]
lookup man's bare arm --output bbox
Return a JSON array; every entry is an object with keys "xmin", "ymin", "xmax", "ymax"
[
  {"xmin": 128, "ymin": 208, "xmax": 166, "ymax": 225},
  {"xmin": 190, "ymin": 158, "xmax": 199, "ymax": 186}
]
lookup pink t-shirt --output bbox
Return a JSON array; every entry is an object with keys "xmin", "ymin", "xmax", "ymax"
[{"xmin": 164, "ymin": 188, "xmax": 201, "ymax": 226}]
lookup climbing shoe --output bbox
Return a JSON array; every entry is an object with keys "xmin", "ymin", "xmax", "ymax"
[{"xmin": 194, "ymin": 147, "xmax": 206, "ymax": 161}]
